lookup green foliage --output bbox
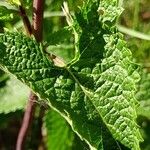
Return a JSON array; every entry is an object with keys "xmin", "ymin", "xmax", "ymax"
[
  {"xmin": 7, "ymin": 0, "xmax": 21, "ymax": 6},
  {"xmin": 45, "ymin": 28, "xmax": 74, "ymax": 63},
  {"xmin": 45, "ymin": 110, "xmax": 74, "ymax": 150},
  {"xmin": 20, "ymin": 0, "xmax": 32, "ymax": 9},
  {"xmin": 0, "ymin": 0, "xmax": 143, "ymax": 150},
  {"xmin": 0, "ymin": 76, "xmax": 29, "ymax": 114},
  {"xmin": 134, "ymin": 69, "xmax": 150, "ymax": 150},
  {"xmin": 136, "ymin": 69, "xmax": 150, "ymax": 119},
  {"xmin": 0, "ymin": 5, "xmax": 15, "ymax": 21},
  {"xmin": 0, "ymin": 69, "xmax": 8, "ymax": 84}
]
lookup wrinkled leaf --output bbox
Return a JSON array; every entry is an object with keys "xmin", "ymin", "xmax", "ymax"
[{"xmin": 0, "ymin": 0, "xmax": 143, "ymax": 149}]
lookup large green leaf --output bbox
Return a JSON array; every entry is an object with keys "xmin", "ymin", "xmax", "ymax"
[{"xmin": 0, "ymin": 0, "xmax": 142, "ymax": 149}]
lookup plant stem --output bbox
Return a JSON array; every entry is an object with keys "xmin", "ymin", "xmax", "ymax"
[
  {"xmin": 133, "ymin": 0, "xmax": 140, "ymax": 29},
  {"xmin": 16, "ymin": 93, "xmax": 37, "ymax": 150},
  {"xmin": 32, "ymin": 0, "xmax": 45, "ymax": 42},
  {"xmin": 19, "ymin": 5, "xmax": 32, "ymax": 35},
  {"xmin": 31, "ymin": 0, "xmax": 46, "ymax": 149}
]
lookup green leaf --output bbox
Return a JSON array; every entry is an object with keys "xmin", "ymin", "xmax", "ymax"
[
  {"xmin": 0, "ymin": 6, "xmax": 15, "ymax": 21},
  {"xmin": 45, "ymin": 28, "xmax": 74, "ymax": 63},
  {"xmin": 0, "ymin": 31, "xmax": 123, "ymax": 150},
  {"xmin": 44, "ymin": 110, "xmax": 74, "ymax": 150},
  {"xmin": 72, "ymin": 134, "xmax": 90, "ymax": 150},
  {"xmin": 0, "ymin": 76, "xmax": 29, "ymax": 114},
  {"xmin": 46, "ymin": 28, "xmax": 72, "ymax": 45},
  {"xmin": 136, "ymin": 69, "xmax": 150, "ymax": 119},
  {"xmin": 21, "ymin": 0, "xmax": 32, "ymax": 9},
  {"xmin": 7, "ymin": 0, "xmax": 21, "ymax": 6},
  {"xmin": 0, "ymin": 69, "xmax": 8, "ymax": 84},
  {"xmin": 0, "ymin": 0, "xmax": 143, "ymax": 149}
]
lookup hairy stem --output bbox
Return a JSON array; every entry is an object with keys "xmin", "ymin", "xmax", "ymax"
[{"xmin": 16, "ymin": 93, "xmax": 37, "ymax": 150}]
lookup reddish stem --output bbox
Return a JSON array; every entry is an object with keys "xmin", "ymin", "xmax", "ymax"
[
  {"xmin": 19, "ymin": 5, "xmax": 32, "ymax": 35},
  {"xmin": 16, "ymin": 93, "xmax": 37, "ymax": 150},
  {"xmin": 31, "ymin": 1, "xmax": 45, "ymax": 148},
  {"xmin": 32, "ymin": 0, "xmax": 45, "ymax": 42}
]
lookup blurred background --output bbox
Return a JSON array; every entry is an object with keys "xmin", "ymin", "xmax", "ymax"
[{"xmin": 0, "ymin": 0, "xmax": 150, "ymax": 149}]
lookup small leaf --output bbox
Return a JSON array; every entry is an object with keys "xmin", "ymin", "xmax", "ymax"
[
  {"xmin": 7, "ymin": 0, "xmax": 21, "ymax": 6},
  {"xmin": 45, "ymin": 28, "xmax": 74, "ymax": 63},
  {"xmin": 21, "ymin": 0, "xmax": 32, "ymax": 9},
  {"xmin": 0, "ymin": 6, "xmax": 15, "ymax": 21},
  {"xmin": 0, "ymin": 76, "xmax": 29, "ymax": 114},
  {"xmin": 136, "ymin": 69, "xmax": 150, "ymax": 119},
  {"xmin": 44, "ymin": 110, "xmax": 74, "ymax": 150},
  {"xmin": 46, "ymin": 28, "xmax": 72, "ymax": 45},
  {"xmin": 0, "ymin": 69, "xmax": 8, "ymax": 84}
]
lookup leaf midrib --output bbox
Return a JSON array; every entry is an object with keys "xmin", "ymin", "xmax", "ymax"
[
  {"xmin": 66, "ymin": 66, "xmax": 110, "ymax": 133},
  {"xmin": 66, "ymin": 66, "xmax": 123, "ymax": 150}
]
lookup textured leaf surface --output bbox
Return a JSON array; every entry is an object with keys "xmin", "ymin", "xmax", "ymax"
[
  {"xmin": 0, "ymin": 31, "xmax": 105, "ymax": 149},
  {"xmin": 0, "ymin": 76, "xmax": 29, "ymax": 114},
  {"xmin": 45, "ymin": 110, "xmax": 74, "ymax": 150},
  {"xmin": 0, "ymin": 0, "xmax": 143, "ymax": 149}
]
